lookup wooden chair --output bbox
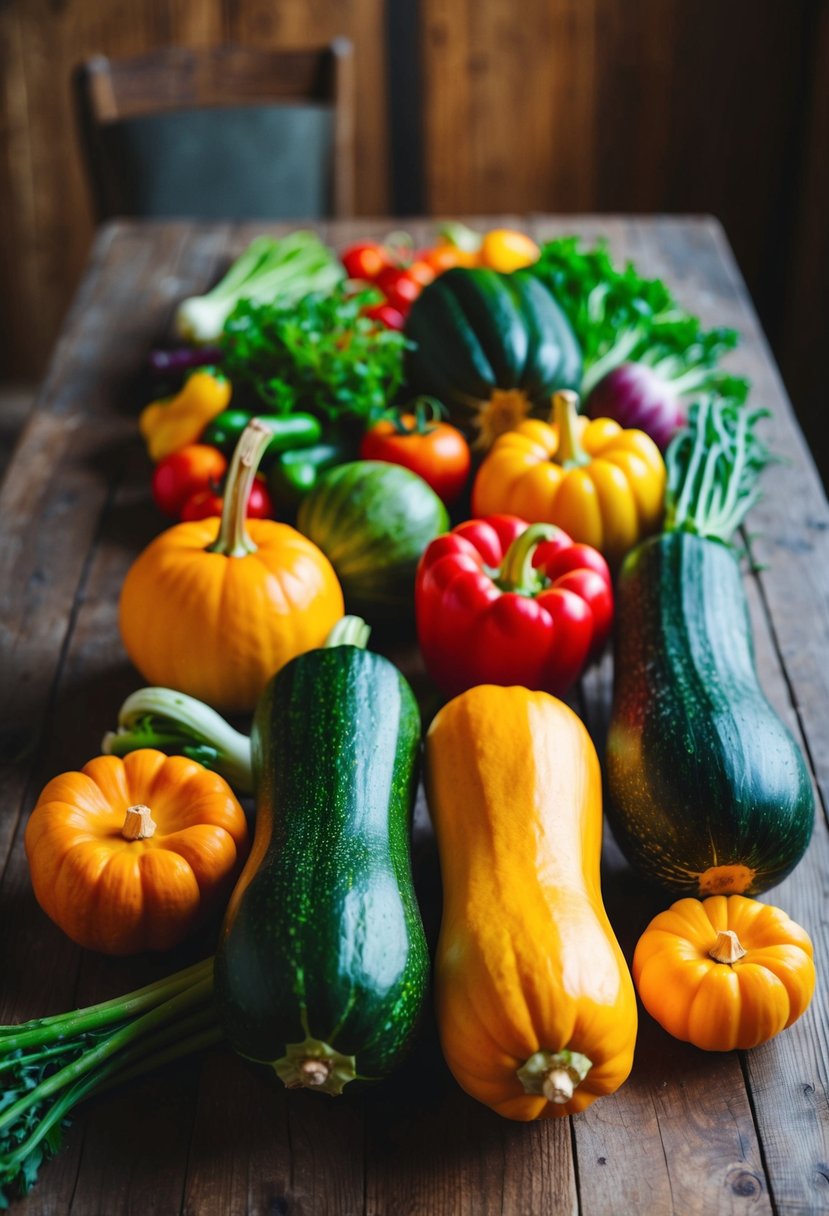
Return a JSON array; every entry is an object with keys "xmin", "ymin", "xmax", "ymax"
[{"xmin": 73, "ymin": 42, "xmax": 355, "ymax": 222}]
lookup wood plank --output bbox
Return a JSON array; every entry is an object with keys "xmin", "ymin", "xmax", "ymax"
[{"xmin": 1, "ymin": 222, "xmax": 230, "ymax": 1214}]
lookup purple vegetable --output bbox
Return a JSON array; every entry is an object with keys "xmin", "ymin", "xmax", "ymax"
[
  {"xmin": 147, "ymin": 346, "xmax": 224, "ymax": 377},
  {"xmin": 584, "ymin": 362, "xmax": 686, "ymax": 451}
]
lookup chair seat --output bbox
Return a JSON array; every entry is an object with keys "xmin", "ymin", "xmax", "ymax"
[{"xmin": 99, "ymin": 103, "xmax": 335, "ymax": 220}]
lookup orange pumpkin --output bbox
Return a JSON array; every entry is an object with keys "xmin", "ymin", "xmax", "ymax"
[
  {"xmin": 120, "ymin": 421, "xmax": 344, "ymax": 712},
  {"xmin": 25, "ymin": 750, "xmax": 249, "ymax": 955},
  {"xmin": 425, "ymin": 685, "xmax": 637, "ymax": 1119},
  {"xmin": 633, "ymin": 895, "xmax": 816, "ymax": 1051}
]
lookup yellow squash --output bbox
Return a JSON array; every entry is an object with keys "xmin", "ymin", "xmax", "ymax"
[
  {"xmin": 425, "ymin": 685, "xmax": 637, "ymax": 1120},
  {"xmin": 633, "ymin": 895, "xmax": 815, "ymax": 1051},
  {"xmin": 472, "ymin": 390, "xmax": 665, "ymax": 569},
  {"xmin": 25, "ymin": 749, "xmax": 249, "ymax": 955}
]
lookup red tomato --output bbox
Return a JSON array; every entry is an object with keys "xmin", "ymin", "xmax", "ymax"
[
  {"xmin": 180, "ymin": 477, "xmax": 274, "ymax": 522},
  {"xmin": 406, "ymin": 259, "xmax": 436, "ymax": 288},
  {"xmin": 152, "ymin": 445, "xmax": 227, "ymax": 518},
  {"xmin": 360, "ymin": 409, "xmax": 472, "ymax": 505},
  {"xmin": 375, "ymin": 267, "xmax": 422, "ymax": 314},
  {"xmin": 362, "ymin": 301, "xmax": 406, "ymax": 331},
  {"xmin": 341, "ymin": 241, "xmax": 389, "ymax": 281}
]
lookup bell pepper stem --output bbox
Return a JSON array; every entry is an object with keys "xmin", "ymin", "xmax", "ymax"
[
  {"xmin": 553, "ymin": 390, "xmax": 589, "ymax": 468},
  {"xmin": 207, "ymin": 419, "xmax": 275, "ymax": 557},
  {"xmin": 498, "ymin": 523, "xmax": 558, "ymax": 594},
  {"xmin": 324, "ymin": 616, "xmax": 371, "ymax": 650}
]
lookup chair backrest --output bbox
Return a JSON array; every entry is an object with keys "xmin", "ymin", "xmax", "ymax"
[{"xmin": 73, "ymin": 42, "xmax": 355, "ymax": 221}]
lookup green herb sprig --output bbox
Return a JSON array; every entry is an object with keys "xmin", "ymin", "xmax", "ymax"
[
  {"xmin": 220, "ymin": 285, "xmax": 411, "ymax": 425},
  {"xmin": 531, "ymin": 237, "xmax": 749, "ymax": 401}
]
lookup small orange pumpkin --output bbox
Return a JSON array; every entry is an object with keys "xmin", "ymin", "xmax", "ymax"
[
  {"xmin": 119, "ymin": 421, "xmax": 344, "ymax": 712},
  {"xmin": 25, "ymin": 749, "xmax": 249, "ymax": 955},
  {"xmin": 633, "ymin": 895, "xmax": 815, "ymax": 1051}
]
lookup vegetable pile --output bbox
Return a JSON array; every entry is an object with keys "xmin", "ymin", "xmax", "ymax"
[{"xmin": 2, "ymin": 221, "xmax": 819, "ymax": 1204}]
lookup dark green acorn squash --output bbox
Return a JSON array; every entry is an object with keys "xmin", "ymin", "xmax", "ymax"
[
  {"xmin": 605, "ymin": 531, "xmax": 814, "ymax": 897},
  {"xmin": 403, "ymin": 267, "xmax": 582, "ymax": 449}
]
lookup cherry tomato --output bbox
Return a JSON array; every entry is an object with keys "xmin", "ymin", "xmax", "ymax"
[
  {"xmin": 151, "ymin": 444, "xmax": 227, "ymax": 518},
  {"xmin": 341, "ymin": 241, "xmax": 389, "ymax": 281},
  {"xmin": 180, "ymin": 476, "xmax": 274, "ymax": 522},
  {"xmin": 420, "ymin": 243, "xmax": 479, "ymax": 275},
  {"xmin": 363, "ymin": 302, "xmax": 406, "ymax": 331},
  {"xmin": 406, "ymin": 259, "xmax": 436, "ymax": 288},
  {"xmin": 360, "ymin": 401, "xmax": 472, "ymax": 505},
  {"xmin": 375, "ymin": 267, "xmax": 422, "ymax": 314}
]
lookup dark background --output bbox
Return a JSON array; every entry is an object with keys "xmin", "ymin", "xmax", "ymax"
[{"xmin": 0, "ymin": 0, "xmax": 826, "ymax": 484}]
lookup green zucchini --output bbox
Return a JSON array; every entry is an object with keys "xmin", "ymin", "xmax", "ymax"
[
  {"xmin": 213, "ymin": 627, "xmax": 429, "ymax": 1094},
  {"xmin": 605, "ymin": 401, "xmax": 814, "ymax": 897},
  {"xmin": 403, "ymin": 266, "xmax": 582, "ymax": 449}
]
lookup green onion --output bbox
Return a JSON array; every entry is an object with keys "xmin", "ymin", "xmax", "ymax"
[
  {"xmin": 664, "ymin": 396, "xmax": 772, "ymax": 544},
  {"xmin": 102, "ymin": 687, "xmax": 253, "ymax": 793},
  {"xmin": 174, "ymin": 232, "xmax": 344, "ymax": 345},
  {"xmin": 0, "ymin": 960, "xmax": 218, "ymax": 1207}
]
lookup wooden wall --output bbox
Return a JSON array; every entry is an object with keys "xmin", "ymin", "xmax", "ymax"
[{"xmin": 0, "ymin": 0, "xmax": 826, "ymax": 470}]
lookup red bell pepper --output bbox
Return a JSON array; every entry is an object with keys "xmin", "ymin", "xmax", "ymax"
[{"xmin": 415, "ymin": 514, "xmax": 613, "ymax": 697}]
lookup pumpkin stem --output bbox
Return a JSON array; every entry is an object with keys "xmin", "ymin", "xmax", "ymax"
[
  {"xmin": 497, "ymin": 522, "xmax": 559, "ymax": 593},
  {"xmin": 709, "ymin": 929, "xmax": 747, "ymax": 964},
  {"xmin": 206, "ymin": 419, "xmax": 275, "ymax": 558},
  {"xmin": 516, "ymin": 1048, "xmax": 592, "ymax": 1104},
  {"xmin": 122, "ymin": 804, "xmax": 157, "ymax": 841},
  {"xmin": 552, "ymin": 390, "xmax": 590, "ymax": 468}
]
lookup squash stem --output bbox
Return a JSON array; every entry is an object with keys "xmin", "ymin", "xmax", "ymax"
[
  {"xmin": 207, "ymin": 419, "xmax": 275, "ymax": 557},
  {"xmin": 325, "ymin": 615, "xmax": 371, "ymax": 650},
  {"xmin": 272, "ymin": 1036, "xmax": 357, "ymax": 1096},
  {"xmin": 709, "ymin": 929, "xmax": 747, "ymax": 964},
  {"xmin": 497, "ymin": 523, "xmax": 558, "ymax": 593},
  {"xmin": 516, "ymin": 1049, "xmax": 592, "ymax": 1104},
  {"xmin": 552, "ymin": 390, "xmax": 590, "ymax": 468}
]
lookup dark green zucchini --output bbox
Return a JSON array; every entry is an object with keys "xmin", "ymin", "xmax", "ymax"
[
  {"xmin": 404, "ymin": 267, "xmax": 582, "ymax": 449},
  {"xmin": 606, "ymin": 530, "xmax": 814, "ymax": 897},
  {"xmin": 213, "ymin": 631, "xmax": 428, "ymax": 1093}
]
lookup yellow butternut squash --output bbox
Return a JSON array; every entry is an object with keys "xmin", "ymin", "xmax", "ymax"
[{"xmin": 425, "ymin": 685, "xmax": 637, "ymax": 1119}]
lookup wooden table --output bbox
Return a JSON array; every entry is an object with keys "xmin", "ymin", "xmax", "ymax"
[{"xmin": 1, "ymin": 216, "xmax": 827, "ymax": 1216}]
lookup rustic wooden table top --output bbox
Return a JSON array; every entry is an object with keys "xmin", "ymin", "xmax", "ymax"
[{"xmin": 1, "ymin": 215, "xmax": 827, "ymax": 1216}]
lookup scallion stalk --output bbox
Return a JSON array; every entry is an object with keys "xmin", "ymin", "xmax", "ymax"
[{"xmin": 0, "ymin": 960, "xmax": 218, "ymax": 1205}]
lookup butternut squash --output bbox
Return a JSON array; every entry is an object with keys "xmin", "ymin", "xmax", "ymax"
[{"xmin": 425, "ymin": 685, "xmax": 637, "ymax": 1119}]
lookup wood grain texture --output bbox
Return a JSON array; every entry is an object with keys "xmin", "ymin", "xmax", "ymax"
[
  {"xmin": 2, "ymin": 216, "xmax": 828, "ymax": 1215},
  {"xmin": 0, "ymin": 0, "xmax": 388, "ymax": 381}
]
